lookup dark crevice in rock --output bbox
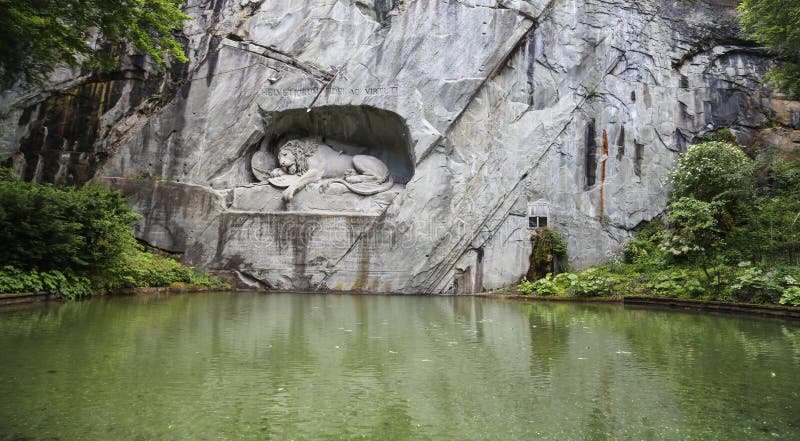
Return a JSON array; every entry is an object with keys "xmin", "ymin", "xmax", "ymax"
[
  {"xmin": 525, "ymin": 30, "xmax": 537, "ymax": 106},
  {"xmin": 634, "ymin": 141, "xmax": 644, "ymax": 178},
  {"xmin": 374, "ymin": 0, "xmax": 398, "ymax": 23},
  {"xmin": 205, "ymin": 36, "xmax": 222, "ymax": 86},
  {"xmin": 674, "ymin": 128, "xmax": 688, "ymax": 153},
  {"xmin": 137, "ymin": 238, "xmax": 185, "ymax": 257},
  {"xmin": 585, "ymin": 119, "xmax": 598, "ymax": 189},
  {"xmin": 243, "ymin": 0, "xmax": 265, "ymax": 17},
  {"xmin": 17, "ymin": 105, "xmax": 35, "ymax": 126},
  {"xmin": 355, "ymin": 0, "xmax": 399, "ymax": 24},
  {"xmin": 474, "ymin": 248, "xmax": 484, "ymax": 294},
  {"xmin": 212, "ymin": 0, "xmax": 225, "ymax": 16},
  {"xmin": 672, "ymin": 42, "xmax": 765, "ymax": 71},
  {"xmin": 616, "ymin": 126, "xmax": 625, "ymax": 161}
]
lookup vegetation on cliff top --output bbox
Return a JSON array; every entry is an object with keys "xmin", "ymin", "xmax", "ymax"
[
  {"xmin": 739, "ymin": 0, "xmax": 800, "ymax": 98},
  {"xmin": 0, "ymin": 169, "xmax": 225, "ymax": 299},
  {"xmin": 0, "ymin": 0, "xmax": 190, "ymax": 86},
  {"xmin": 519, "ymin": 141, "xmax": 800, "ymax": 306}
]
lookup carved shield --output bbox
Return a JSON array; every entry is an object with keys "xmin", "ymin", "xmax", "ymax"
[
  {"xmin": 251, "ymin": 149, "xmax": 276, "ymax": 182},
  {"xmin": 267, "ymin": 175, "xmax": 300, "ymax": 188}
]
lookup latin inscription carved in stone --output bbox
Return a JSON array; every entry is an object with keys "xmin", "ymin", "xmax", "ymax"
[{"xmin": 262, "ymin": 86, "xmax": 399, "ymax": 98}]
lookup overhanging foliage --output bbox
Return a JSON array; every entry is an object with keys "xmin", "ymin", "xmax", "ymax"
[{"xmin": 0, "ymin": 0, "xmax": 190, "ymax": 86}]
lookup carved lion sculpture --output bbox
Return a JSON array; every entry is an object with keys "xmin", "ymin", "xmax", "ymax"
[{"xmin": 267, "ymin": 139, "xmax": 394, "ymax": 202}]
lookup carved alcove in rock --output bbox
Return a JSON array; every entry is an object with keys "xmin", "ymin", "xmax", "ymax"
[
  {"xmin": 259, "ymin": 105, "xmax": 414, "ymax": 183},
  {"xmin": 211, "ymin": 105, "xmax": 413, "ymax": 187},
  {"xmin": 219, "ymin": 105, "xmax": 414, "ymax": 215}
]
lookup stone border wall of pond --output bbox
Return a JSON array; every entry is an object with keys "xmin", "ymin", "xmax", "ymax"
[
  {"xmin": 0, "ymin": 286, "xmax": 219, "ymax": 306},
  {"xmin": 622, "ymin": 296, "xmax": 800, "ymax": 319},
  {"xmin": 476, "ymin": 293, "xmax": 800, "ymax": 319},
  {"xmin": 0, "ymin": 292, "xmax": 58, "ymax": 306}
]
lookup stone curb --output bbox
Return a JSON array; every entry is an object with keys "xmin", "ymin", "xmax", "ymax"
[
  {"xmin": 622, "ymin": 296, "xmax": 800, "ymax": 319},
  {"xmin": 0, "ymin": 286, "xmax": 224, "ymax": 306},
  {"xmin": 0, "ymin": 292, "xmax": 57, "ymax": 305},
  {"xmin": 476, "ymin": 292, "xmax": 800, "ymax": 319}
]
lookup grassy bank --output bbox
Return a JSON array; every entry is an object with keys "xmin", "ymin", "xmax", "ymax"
[
  {"xmin": 0, "ymin": 169, "xmax": 226, "ymax": 300},
  {"xmin": 517, "ymin": 261, "xmax": 800, "ymax": 307}
]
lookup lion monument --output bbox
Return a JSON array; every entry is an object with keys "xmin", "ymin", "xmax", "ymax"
[{"xmin": 262, "ymin": 139, "xmax": 395, "ymax": 202}]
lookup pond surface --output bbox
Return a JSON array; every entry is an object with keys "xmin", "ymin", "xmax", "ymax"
[{"xmin": 0, "ymin": 293, "xmax": 799, "ymax": 440}]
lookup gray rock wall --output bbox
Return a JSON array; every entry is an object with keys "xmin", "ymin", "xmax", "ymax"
[{"xmin": 3, "ymin": 0, "xmax": 799, "ymax": 293}]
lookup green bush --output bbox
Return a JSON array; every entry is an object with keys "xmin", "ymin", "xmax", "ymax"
[
  {"xmin": 622, "ymin": 237, "xmax": 656, "ymax": 264},
  {"xmin": 699, "ymin": 128, "xmax": 737, "ymax": 144},
  {"xmin": 562, "ymin": 269, "xmax": 621, "ymax": 297},
  {"xmin": 779, "ymin": 286, "xmax": 800, "ymax": 306},
  {"xmin": 622, "ymin": 220, "xmax": 669, "ymax": 268},
  {"xmin": 724, "ymin": 265, "xmax": 781, "ymax": 304},
  {"xmin": 518, "ymin": 273, "xmax": 563, "ymax": 296},
  {"xmin": 100, "ymin": 250, "xmax": 224, "ymax": 291},
  {"xmin": 519, "ymin": 268, "xmax": 623, "ymax": 298},
  {"xmin": 0, "ymin": 266, "xmax": 92, "ymax": 300},
  {"xmin": 644, "ymin": 268, "xmax": 707, "ymax": 299},
  {"xmin": 0, "ymin": 177, "xmax": 139, "ymax": 277},
  {"xmin": 0, "ymin": 170, "xmax": 227, "ymax": 298}
]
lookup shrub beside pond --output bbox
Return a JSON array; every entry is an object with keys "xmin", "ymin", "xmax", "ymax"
[
  {"xmin": 0, "ymin": 169, "xmax": 226, "ymax": 299},
  {"xmin": 519, "ymin": 263, "xmax": 800, "ymax": 306}
]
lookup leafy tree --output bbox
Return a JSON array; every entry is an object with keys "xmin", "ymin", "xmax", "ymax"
[
  {"xmin": 668, "ymin": 141, "xmax": 754, "ymax": 205},
  {"xmin": 666, "ymin": 142, "xmax": 753, "ymax": 272},
  {"xmin": 739, "ymin": 0, "xmax": 800, "ymax": 97},
  {"xmin": 0, "ymin": 0, "xmax": 190, "ymax": 87}
]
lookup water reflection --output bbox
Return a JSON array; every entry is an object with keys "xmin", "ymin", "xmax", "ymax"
[{"xmin": 0, "ymin": 293, "xmax": 798, "ymax": 440}]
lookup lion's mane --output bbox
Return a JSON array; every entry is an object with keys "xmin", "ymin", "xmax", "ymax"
[{"xmin": 278, "ymin": 139, "xmax": 317, "ymax": 175}]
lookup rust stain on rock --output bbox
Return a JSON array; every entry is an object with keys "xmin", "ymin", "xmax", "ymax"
[{"xmin": 599, "ymin": 129, "xmax": 609, "ymax": 224}]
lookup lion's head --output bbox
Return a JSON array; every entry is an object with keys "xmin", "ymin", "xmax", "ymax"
[{"xmin": 277, "ymin": 139, "xmax": 316, "ymax": 175}]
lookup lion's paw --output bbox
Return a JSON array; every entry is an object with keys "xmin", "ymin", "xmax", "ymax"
[
  {"xmin": 346, "ymin": 175, "xmax": 370, "ymax": 184},
  {"xmin": 282, "ymin": 187, "xmax": 295, "ymax": 202}
]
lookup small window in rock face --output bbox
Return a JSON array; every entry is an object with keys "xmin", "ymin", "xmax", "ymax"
[
  {"xmin": 528, "ymin": 201, "xmax": 550, "ymax": 229},
  {"xmin": 529, "ymin": 216, "xmax": 548, "ymax": 228}
]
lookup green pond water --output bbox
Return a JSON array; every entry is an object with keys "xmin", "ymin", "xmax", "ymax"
[{"xmin": 0, "ymin": 293, "xmax": 799, "ymax": 441}]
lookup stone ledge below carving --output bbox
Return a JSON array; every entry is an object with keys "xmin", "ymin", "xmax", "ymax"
[{"xmin": 229, "ymin": 181, "xmax": 401, "ymax": 215}]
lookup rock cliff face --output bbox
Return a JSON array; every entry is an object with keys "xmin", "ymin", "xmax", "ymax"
[{"xmin": 2, "ymin": 0, "xmax": 799, "ymax": 293}]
